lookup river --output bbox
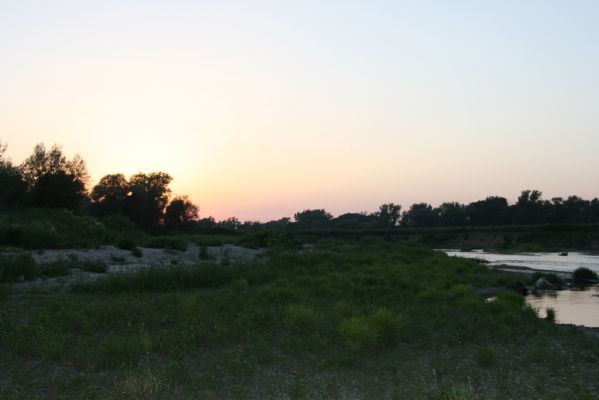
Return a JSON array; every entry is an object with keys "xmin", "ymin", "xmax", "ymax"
[{"xmin": 443, "ymin": 250, "xmax": 599, "ymax": 328}]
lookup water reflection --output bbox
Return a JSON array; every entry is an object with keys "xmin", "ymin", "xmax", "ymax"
[{"xmin": 526, "ymin": 286, "xmax": 599, "ymax": 327}]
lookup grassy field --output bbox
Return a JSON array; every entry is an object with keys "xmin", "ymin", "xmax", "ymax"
[{"xmin": 1, "ymin": 239, "xmax": 598, "ymax": 399}]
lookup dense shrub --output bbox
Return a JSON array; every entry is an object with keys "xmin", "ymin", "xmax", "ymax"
[{"xmin": 572, "ymin": 267, "xmax": 598, "ymax": 285}]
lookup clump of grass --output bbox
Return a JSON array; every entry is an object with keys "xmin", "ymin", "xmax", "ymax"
[
  {"xmin": 110, "ymin": 254, "xmax": 126, "ymax": 263},
  {"xmin": 285, "ymin": 304, "xmax": 323, "ymax": 334},
  {"xmin": 474, "ymin": 346, "xmax": 497, "ymax": 367},
  {"xmin": 367, "ymin": 308, "xmax": 404, "ymax": 345},
  {"xmin": 131, "ymin": 247, "xmax": 143, "ymax": 258},
  {"xmin": 545, "ymin": 307, "xmax": 556, "ymax": 322},
  {"xmin": 572, "ymin": 267, "xmax": 598, "ymax": 286},
  {"xmin": 114, "ymin": 369, "xmax": 161, "ymax": 398},
  {"xmin": 338, "ymin": 308, "xmax": 403, "ymax": 352},
  {"xmin": 199, "ymin": 245, "xmax": 210, "ymax": 260},
  {"xmin": 81, "ymin": 260, "xmax": 108, "ymax": 273}
]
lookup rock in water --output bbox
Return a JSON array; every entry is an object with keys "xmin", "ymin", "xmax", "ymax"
[{"xmin": 535, "ymin": 277, "xmax": 555, "ymax": 290}]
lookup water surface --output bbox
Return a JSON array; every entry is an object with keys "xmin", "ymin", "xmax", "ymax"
[
  {"xmin": 442, "ymin": 250, "xmax": 599, "ymax": 273},
  {"xmin": 526, "ymin": 287, "xmax": 599, "ymax": 328}
]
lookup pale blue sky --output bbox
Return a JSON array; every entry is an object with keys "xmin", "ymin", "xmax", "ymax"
[{"xmin": 1, "ymin": 1, "xmax": 598, "ymax": 220}]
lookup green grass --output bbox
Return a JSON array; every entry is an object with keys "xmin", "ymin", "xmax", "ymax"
[{"xmin": 1, "ymin": 239, "xmax": 599, "ymax": 399}]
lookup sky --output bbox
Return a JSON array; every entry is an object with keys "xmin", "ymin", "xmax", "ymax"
[{"xmin": 1, "ymin": 1, "xmax": 599, "ymax": 221}]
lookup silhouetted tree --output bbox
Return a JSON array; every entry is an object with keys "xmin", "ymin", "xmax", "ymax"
[
  {"xmin": 218, "ymin": 217, "xmax": 241, "ymax": 231},
  {"xmin": 401, "ymin": 203, "xmax": 437, "ymax": 227},
  {"xmin": 90, "ymin": 174, "xmax": 130, "ymax": 216},
  {"xmin": 466, "ymin": 196, "xmax": 509, "ymax": 226},
  {"xmin": 165, "ymin": 196, "xmax": 199, "ymax": 231},
  {"xmin": 195, "ymin": 216, "xmax": 217, "ymax": 231},
  {"xmin": 262, "ymin": 217, "xmax": 291, "ymax": 230},
  {"xmin": 124, "ymin": 172, "xmax": 173, "ymax": 229},
  {"xmin": 0, "ymin": 141, "xmax": 28, "ymax": 206},
  {"xmin": 294, "ymin": 209, "xmax": 333, "ymax": 229},
  {"xmin": 512, "ymin": 190, "xmax": 544, "ymax": 224},
  {"xmin": 332, "ymin": 212, "xmax": 379, "ymax": 229},
  {"xmin": 31, "ymin": 171, "xmax": 86, "ymax": 210},
  {"xmin": 19, "ymin": 143, "xmax": 89, "ymax": 210},
  {"xmin": 375, "ymin": 203, "xmax": 402, "ymax": 228},
  {"xmin": 435, "ymin": 202, "xmax": 468, "ymax": 226}
]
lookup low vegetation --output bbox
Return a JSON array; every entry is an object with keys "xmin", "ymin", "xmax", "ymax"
[
  {"xmin": 572, "ymin": 267, "xmax": 598, "ymax": 286},
  {"xmin": 1, "ymin": 239, "xmax": 598, "ymax": 399}
]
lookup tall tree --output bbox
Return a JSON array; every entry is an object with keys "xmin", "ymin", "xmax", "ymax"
[
  {"xmin": 375, "ymin": 203, "xmax": 402, "ymax": 228},
  {"xmin": 401, "ymin": 203, "xmax": 437, "ymax": 227},
  {"xmin": 436, "ymin": 202, "xmax": 468, "ymax": 226},
  {"xmin": 124, "ymin": 172, "xmax": 173, "ymax": 229},
  {"xmin": 19, "ymin": 143, "xmax": 89, "ymax": 210},
  {"xmin": 90, "ymin": 174, "xmax": 130, "ymax": 216},
  {"xmin": 294, "ymin": 209, "xmax": 333, "ymax": 229},
  {"xmin": 164, "ymin": 196, "xmax": 199, "ymax": 231},
  {"xmin": 0, "ymin": 141, "xmax": 28, "ymax": 205}
]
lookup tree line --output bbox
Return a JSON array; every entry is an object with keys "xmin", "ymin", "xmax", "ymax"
[
  {"xmin": 2, "ymin": 141, "xmax": 599, "ymax": 232},
  {"xmin": 0, "ymin": 142, "xmax": 199, "ymax": 231}
]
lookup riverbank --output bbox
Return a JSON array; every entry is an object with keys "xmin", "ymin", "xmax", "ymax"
[{"xmin": 2, "ymin": 240, "xmax": 599, "ymax": 399}]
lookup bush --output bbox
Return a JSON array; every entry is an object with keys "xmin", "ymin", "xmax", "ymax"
[
  {"xmin": 131, "ymin": 247, "xmax": 143, "ymax": 258},
  {"xmin": 367, "ymin": 308, "xmax": 404, "ymax": 345},
  {"xmin": 117, "ymin": 238, "xmax": 137, "ymax": 251},
  {"xmin": 0, "ymin": 254, "xmax": 38, "ymax": 282},
  {"xmin": 572, "ymin": 267, "xmax": 598, "ymax": 286}
]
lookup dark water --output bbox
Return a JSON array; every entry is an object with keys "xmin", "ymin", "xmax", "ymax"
[{"xmin": 442, "ymin": 250, "xmax": 599, "ymax": 327}]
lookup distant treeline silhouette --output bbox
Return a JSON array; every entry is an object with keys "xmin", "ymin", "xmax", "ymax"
[{"xmin": 2, "ymin": 141, "xmax": 599, "ymax": 232}]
